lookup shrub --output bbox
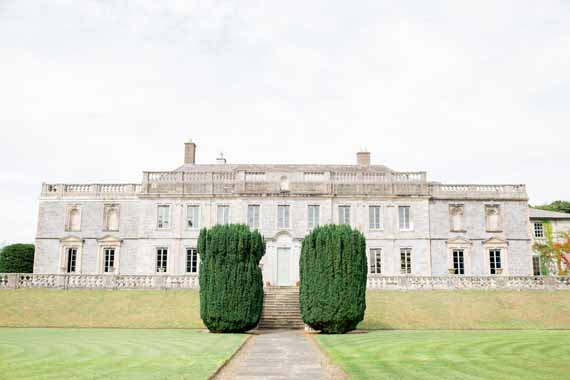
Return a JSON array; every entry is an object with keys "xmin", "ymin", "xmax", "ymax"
[
  {"xmin": 300, "ymin": 225, "xmax": 367, "ymax": 333},
  {"xmin": 198, "ymin": 224, "xmax": 265, "ymax": 333},
  {"xmin": 0, "ymin": 244, "xmax": 35, "ymax": 273}
]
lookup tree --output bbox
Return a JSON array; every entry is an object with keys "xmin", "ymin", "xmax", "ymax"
[
  {"xmin": 0, "ymin": 244, "xmax": 35, "ymax": 273},
  {"xmin": 300, "ymin": 224, "xmax": 367, "ymax": 334},
  {"xmin": 532, "ymin": 224, "xmax": 570, "ymax": 275},
  {"xmin": 533, "ymin": 201, "xmax": 570, "ymax": 214},
  {"xmin": 198, "ymin": 224, "xmax": 265, "ymax": 333}
]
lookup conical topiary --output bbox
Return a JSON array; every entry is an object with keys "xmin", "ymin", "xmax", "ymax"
[
  {"xmin": 198, "ymin": 224, "xmax": 265, "ymax": 333},
  {"xmin": 300, "ymin": 224, "xmax": 367, "ymax": 333}
]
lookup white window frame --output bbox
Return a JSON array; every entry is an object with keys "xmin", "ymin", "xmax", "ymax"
[
  {"xmin": 451, "ymin": 249, "xmax": 465, "ymax": 275},
  {"xmin": 186, "ymin": 205, "xmax": 200, "ymax": 230},
  {"xmin": 96, "ymin": 236, "xmax": 121, "ymax": 274},
  {"xmin": 533, "ymin": 222, "xmax": 544, "ymax": 238},
  {"xmin": 339, "ymin": 205, "xmax": 351, "ymax": 225},
  {"xmin": 247, "ymin": 204, "xmax": 260, "ymax": 230},
  {"xmin": 156, "ymin": 247, "xmax": 169, "ymax": 273},
  {"xmin": 483, "ymin": 238, "xmax": 508, "ymax": 275},
  {"xmin": 446, "ymin": 238, "xmax": 472, "ymax": 276},
  {"xmin": 489, "ymin": 249, "xmax": 503, "ymax": 275},
  {"xmin": 65, "ymin": 247, "xmax": 78, "ymax": 273},
  {"xmin": 308, "ymin": 205, "xmax": 320, "ymax": 229},
  {"xmin": 369, "ymin": 205, "xmax": 382, "ymax": 230},
  {"xmin": 369, "ymin": 248, "xmax": 382, "ymax": 274},
  {"xmin": 277, "ymin": 205, "xmax": 291, "ymax": 229},
  {"xmin": 398, "ymin": 206, "xmax": 413, "ymax": 231},
  {"xmin": 217, "ymin": 205, "xmax": 230, "ymax": 225},
  {"xmin": 103, "ymin": 248, "xmax": 116, "ymax": 273},
  {"xmin": 157, "ymin": 205, "xmax": 171, "ymax": 230},
  {"xmin": 400, "ymin": 247, "xmax": 412, "ymax": 274},
  {"xmin": 186, "ymin": 247, "xmax": 199, "ymax": 274},
  {"xmin": 58, "ymin": 236, "xmax": 84, "ymax": 274}
]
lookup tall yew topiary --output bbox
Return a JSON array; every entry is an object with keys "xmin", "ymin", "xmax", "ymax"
[
  {"xmin": 300, "ymin": 224, "xmax": 367, "ymax": 333},
  {"xmin": 198, "ymin": 224, "xmax": 265, "ymax": 333}
]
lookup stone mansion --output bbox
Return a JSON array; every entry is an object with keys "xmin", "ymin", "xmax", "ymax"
[{"xmin": 34, "ymin": 140, "xmax": 532, "ymax": 286}]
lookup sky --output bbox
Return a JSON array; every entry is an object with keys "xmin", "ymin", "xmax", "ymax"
[{"xmin": 0, "ymin": 0, "xmax": 569, "ymax": 243}]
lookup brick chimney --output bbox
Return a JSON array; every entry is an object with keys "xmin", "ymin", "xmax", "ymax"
[
  {"xmin": 184, "ymin": 139, "xmax": 196, "ymax": 165},
  {"xmin": 357, "ymin": 151, "xmax": 370, "ymax": 167}
]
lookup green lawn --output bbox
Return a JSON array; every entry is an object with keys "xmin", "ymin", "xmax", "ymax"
[
  {"xmin": 0, "ymin": 328, "xmax": 247, "ymax": 380},
  {"xmin": 317, "ymin": 330, "xmax": 570, "ymax": 380},
  {"xmin": 361, "ymin": 290, "xmax": 570, "ymax": 330},
  {"xmin": 0, "ymin": 289, "xmax": 204, "ymax": 328},
  {"xmin": 2, "ymin": 289, "xmax": 570, "ymax": 330}
]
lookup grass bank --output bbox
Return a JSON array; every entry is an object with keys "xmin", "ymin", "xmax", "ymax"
[
  {"xmin": 0, "ymin": 328, "xmax": 246, "ymax": 380},
  {"xmin": 0, "ymin": 289, "xmax": 204, "ymax": 328},
  {"xmin": 361, "ymin": 290, "xmax": 570, "ymax": 330},
  {"xmin": 317, "ymin": 330, "xmax": 570, "ymax": 380},
  {"xmin": 1, "ymin": 289, "xmax": 570, "ymax": 329}
]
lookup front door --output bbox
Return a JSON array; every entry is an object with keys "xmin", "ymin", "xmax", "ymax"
[{"xmin": 276, "ymin": 247, "xmax": 291, "ymax": 285}]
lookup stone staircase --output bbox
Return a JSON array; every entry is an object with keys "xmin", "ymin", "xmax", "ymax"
[{"xmin": 257, "ymin": 286, "xmax": 305, "ymax": 330}]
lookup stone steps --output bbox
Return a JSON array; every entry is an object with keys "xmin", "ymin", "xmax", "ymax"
[{"xmin": 258, "ymin": 286, "xmax": 304, "ymax": 330}]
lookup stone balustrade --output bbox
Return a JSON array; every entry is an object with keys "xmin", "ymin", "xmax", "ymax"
[
  {"xmin": 2, "ymin": 274, "xmax": 569, "ymax": 290},
  {"xmin": 140, "ymin": 170, "xmax": 431, "ymax": 196},
  {"xmin": 0, "ymin": 273, "xmax": 199, "ymax": 290},
  {"xmin": 367, "ymin": 275, "xmax": 570, "ymax": 290},
  {"xmin": 41, "ymin": 183, "xmax": 142, "ymax": 199},
  {"xmin": 41, "ymin": 171, "xmax": 527, "ymax": 200},
  {"xmin": 429, "ymin": 184, "xmax": 528, "ymax": 200}
]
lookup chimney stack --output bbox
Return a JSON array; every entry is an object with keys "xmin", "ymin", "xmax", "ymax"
[
  {"xmin": 184, "ymin": 139, "xmax": 196, "ymax": 165},
  {"xmin": 357, "ymin": 151, "xmax": 370, "ymax": 167}
]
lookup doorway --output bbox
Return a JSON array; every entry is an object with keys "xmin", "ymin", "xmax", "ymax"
[{"xmin": 276, "ymin": 247, "xmax": 291, "ymax": 285}]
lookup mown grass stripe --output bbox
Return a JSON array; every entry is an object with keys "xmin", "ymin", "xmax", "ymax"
[
  {"xmin": 316, "ymin": 330, "xmax": 570, "ymax": 380},
  {"xmin": 0, "ymin": 328, "xmax": 247, "ymax": 380}
]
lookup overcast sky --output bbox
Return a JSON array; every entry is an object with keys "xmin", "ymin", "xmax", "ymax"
[{"xmin": 1, "ymin": 0, "xmax": 569, "ymax": 244}]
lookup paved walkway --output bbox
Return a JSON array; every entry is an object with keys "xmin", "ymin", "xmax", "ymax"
[{"xmin": 215, "ymin": 330, "xmax": 345, "ymax": 380}]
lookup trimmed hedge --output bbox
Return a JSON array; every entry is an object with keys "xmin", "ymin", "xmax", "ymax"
[
  {"xmin": 300, "ymin": 225, "xmax": 367, "ymax": 333},
  {"xmin": 198, "ymin": 224, "xmax": 265, "ymax": 333},
  {"xmin": 0, "ymin": 244, "xmax": 34, "ymax": 273}
]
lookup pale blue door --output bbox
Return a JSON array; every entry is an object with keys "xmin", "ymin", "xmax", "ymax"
[{"xmin": 276, "ymin": 248, "xmax": 291, "ymax": 285}]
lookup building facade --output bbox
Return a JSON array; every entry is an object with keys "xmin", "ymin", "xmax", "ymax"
[
  {"xmin": 529, "ymin": 208, "xmax": 570, "ymax": 275},
  {"xmin": 34, "ymin": 141, "xmax": 533, "ymax": 285}
]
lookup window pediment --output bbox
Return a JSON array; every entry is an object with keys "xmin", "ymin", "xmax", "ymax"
[
  {"xmin": 446, "ymin": 237, "xmax": 472, "ymax": 247},
  {"xmin": 483, "ymin": 236, "xmax": 508, "ymax": 247},
  {"xmin": 60, "ymin": 235, "xmax": 83, "ymax": 243},
  {"xmin": 96, "ymin": 235, "xmax": 122, "ymax": 246}
]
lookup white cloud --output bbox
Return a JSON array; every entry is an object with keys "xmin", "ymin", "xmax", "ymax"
[{"xmin": 0, "ymin": 0, "xmax": 569, "ymax": 242}]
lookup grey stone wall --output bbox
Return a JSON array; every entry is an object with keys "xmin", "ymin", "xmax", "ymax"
[
  {"xmin": 34, "ymin": 194, "xmax": 532, "ymax": 278},
  {"xmin": 429, "ymin": 199, "xmax": 532, "ymax": 275}
]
